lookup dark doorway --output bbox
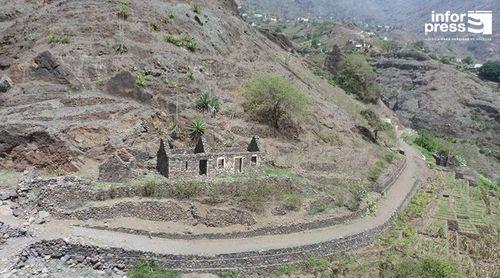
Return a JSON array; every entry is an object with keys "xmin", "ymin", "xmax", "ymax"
[
  {"xmin": 235, "ymin": 157, "xmax": 243, "ymax": 173},
  {"xmin": 199, "ymin": 160, "xmax": 208, "ymax": 175}
]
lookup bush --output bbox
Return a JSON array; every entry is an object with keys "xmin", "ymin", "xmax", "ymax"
[
  {"xmin": 414, "ymin": 129, "xmax": 438, "ymax": 152},
  {"xmin": 191, "ymin": 4, "xmax": 202, "ymax": 14},
  {"xmin": 196, "ymin": 93, "xmax": 220, "ymax": 113},
  {"xmin": 168, "ymin": 10, "xmax": 175, "ymax": 19},
  {"xmin": 172, "ymin": 180, "xmax": 201, "ymax": 199},
  {"xmin": 303, "ymin": 257, "xmax": 330, "ymax": 272},
  {"xmin": 360, "ymin": 109, "xmax": 392, "ymax": 131},
  {"xmin": 338, "ymin": 54, "xmax": 380, "ymax": 103},
  {"xmin": 478, "ymin": 60, "xmax": 500, "ymax": 82},
  {"xmin": 243, "ymin": 74, "xmax": 312, "ymax": 129},
  {"xmin": 189, "ymin": 118, "xmax": 206, "ymax": 137},
  {"xmin": 236, "ymin": 182, "xmax": 275, "ymax": 212},
  {"xmin": 281, "ymin": 193, "xmax": 303, "ymax": 211},
  {"xmin": 274, "ymin": 264, "xmax": 296, "ymax": 275},
  {"xmin": 130, "ymin": 174, "xmax": 166, "ymax": 197},
  {"xmin": 164, "ymin": 34, "xmax": 183, "ymax": 46},
  {"xmin": 129, "ymin": 260, "xmax": 179, "ymax": 278},
  {"xmin": 220, "ymin": 270, "xmax": 238, "ymax": 278},
  {"xmin": 368, "ymin": 159, "xmax": 386, "ymax": 182},
  {"xmin": 184, "ymin": 37, "xmax": 197, "ymax": 51},
  {"xmin": 380, "ymin": 39, "xmax": 400, "ymax": 53},
  {"xmin": 387, "ymin": 257, "xmax": 462, "ymax": 278},
  {"xmin": 135, "ymin": 71, "xmax": 147, "ymax": 87},
  {"xmin": 462, "ymin": 56, "xmax": 474, "ymax": 65},
  {"xmin": 118, "ymin": 0, "xmax": 128, "ymax": 17},
  {"xmin": 47, "ymin": 34, "xmax": 71, "ymax": 44},
  {"xmin": 114, "ymin": 43, "xmax": 127, "ymax": 53}
]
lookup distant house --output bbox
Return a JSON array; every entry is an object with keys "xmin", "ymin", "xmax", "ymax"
[
  {"xmin": 469, "ymin": 64, "xmax": 483, "ymax": 70},
  {"xmin": 157, "ymin": 136, "xmax": 264, "ymax": 178}
]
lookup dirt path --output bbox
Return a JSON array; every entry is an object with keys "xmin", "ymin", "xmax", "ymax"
[{"xmin": 1, "ymin": 135, "xmax": 426, "ymax": 270}]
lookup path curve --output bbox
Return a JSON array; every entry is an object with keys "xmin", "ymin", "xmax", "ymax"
[{"xmin": 1, "ymin": 135, "xmax": 426, "ymax": 272}]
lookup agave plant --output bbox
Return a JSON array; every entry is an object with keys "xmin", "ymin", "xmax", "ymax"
[
  {"xmin": 196, "ymin": 93, "xmax": 220, "ymax": 114},
  {"xmin": 189, "ymin": 118, "xmax": 206, "ymax": 138}
]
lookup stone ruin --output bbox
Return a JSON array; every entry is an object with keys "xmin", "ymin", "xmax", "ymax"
[{"xmin": 156, "ymin": 136, "xmax": 263, "ymax": 178}]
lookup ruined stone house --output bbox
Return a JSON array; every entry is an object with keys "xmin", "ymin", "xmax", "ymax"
[{"xmin": 156, "ymin": 136, "xmax": 263, "ymax": 178}]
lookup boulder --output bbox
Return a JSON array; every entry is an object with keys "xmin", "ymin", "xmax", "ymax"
[
  {"xmin": 105, "ymin": 71, "xmax": 153, "ymax": 103},
  {"xmin": 0, "ymin": 76, "xmax": 12, "ymax": 93}
]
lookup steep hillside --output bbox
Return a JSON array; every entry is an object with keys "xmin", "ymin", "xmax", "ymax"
[{"xmin": 0, "ymin": 0, "xmax": 390, "ymax": 183}]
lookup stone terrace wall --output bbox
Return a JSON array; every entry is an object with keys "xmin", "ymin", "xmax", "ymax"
[{"xmin": 18, "ymin": 170, "xmax": 420, "ymax": 274}]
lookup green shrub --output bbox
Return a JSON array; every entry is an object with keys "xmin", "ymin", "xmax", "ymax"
[
  {"xmin": 243, "ymin": 74, "xmax": 312, "ymax": 129},
  {"xmin": 172, "ymin": 180, "xmax": 201, "ymax": 199},
  {"xmin": 47, "ymin": 34, "xmax": 71, "ymax": 44},
  {"xmin": 303, "ymin": 257, "xmax": 330, "ymax": 272},
  {"xmin": 281, "ymin": 193, "xmax": 303, "ymax": 211},
  {"xmin": 237, "ymin": 182, "xmax": 275, "ymax": 212},
  {"xmin": 360, "ymin": 109, "xmax": 392, "ymax": 131},
  {"xmin": 414, "ymin": 129, "xmax": 438, "ymax": 152},
  {"xmin": 187, "ymin": 69, "xmax": 195, "ymax": 80},
  {"xmin": 164, "ymin": 34, "xmax": 183, "ymax": 46},
  {"xmin": 308, "ymin": 198, "xmax": 330, "ymax": 215},
  {"xmin": 380, "ymin": 39, "xmax": 401, "ymax": 53},
  {"xmin": 338, "ymin": 54, "xmax": 380, "ymax": 103},
  {"xmin": 196, "ymin": 93, "xmax": 220, "ymax": 113},
  {"xmin": 184, "ymin": 37, "xmax": 197, "ymax": 51},
  {"xmin": 114, "ymin": 43, "xmax": 127, "ymax": 53},
  {"xmin": 189, "ymin": 118, "xmax": 206, "ymax": 137},
  {"xmin": 462, "ymin": 56, "xmax": 474, "ymax": 65},
  {"xmin": 478, "ymin": 60, "xmax": 500, "ymax": 82},
  {"xmin": 135, "ymin": 71, "xmax": 147, "ymax": 87},
  {"xmin": 274, "ymin": 263, "xmax": 296, "ymax": 275},
  {"xmin": 168, "ymin": 10, "xmax": 175, "ymax": 19},
  {"xmin": 191, "ymin": 3, "xmax": 202, "ymax": 14},
  {"xmin": 130, "ymin": 174, "xmax": 166, "ymax": 197},
  {"xmin": 387, "ymin": 257, "xmax": 462, "ymax": 278},
  {"xmin": 129, "ymin": 260, "xmax": 179, "ymax": 278},
  {"xmin": 118, "ymin": 0, "xmax": 128, "ymax": 17},
  {"xmin": 368, "ymin": 159, "xmax": 386, "ymax": 182}
]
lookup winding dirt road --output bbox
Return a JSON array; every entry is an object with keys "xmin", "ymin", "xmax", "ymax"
[{"xmin": 0, "ymin": 136, "xmax": 426, "ymax": 272}]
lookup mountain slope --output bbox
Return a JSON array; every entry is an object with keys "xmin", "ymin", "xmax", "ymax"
[{"xmin": 0, "ymin": 0, "xmax": 389, "ymax": 182}]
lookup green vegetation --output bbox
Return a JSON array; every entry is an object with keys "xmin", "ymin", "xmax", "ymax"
[
  {"xmin": 281, "ymin": 193, "xmax": 303, "ymax": 211},
  {"xmin": 308, "ymin": 198, "xmax": 331, "ymax": 215},
  {"xmin": 219, "ymin": 270, "xmax": 238, "ymax": 278},
  {"xmin": 337, "ymin": 53, "xmax": 381, "ymax": 103},
  {"xmin": 462, "ymin": 56, "xmax": 474, "ymax": 65},
  {"xmin": 386, "ymin": 257, "xmax": 462, "ymax": 278},
  {"xmin": 368, "ymin": 152, "xmax": 397, "ymax": 182},
  {"xmin": 135, "ymin": 70, "xmax": 147, "ymax": 87},
  {"xmin": 129, "ymin": 174, "xmax": 166, "ymax": 197},
  {"xmin": 414, "ymin": 129, "xmax": 440, "ymax": 153},
  {"xmin": 196, "ymin": 93, "xmax": 220, "ymax": 113},
  {"xmin": 187, "ymin": 69, "xmax": 195, "ymax": 80},
  {"xmin": 236, "ymin": 182, "xmax": 275, "ymax": 212},
  {"xmin": 129, "ymin": 260, "xmax": 179, "ymax": 278},
  {"xmin": 164, "ymin": 34, "xmax": 197, "ymax": 51},
  {"xmin": 114, "ymin": 43, "xmax": 127, "ymax": 53},
  {"xmin": 478, "ymin": 60, "xmax": 500, "ymax": 82},
  {"xmin": 189, "ymin": 118, "xmax": 206, "ymax": 137},
  {"xmin": 412, "ymin": 41, "xmax": 429, "ymax": 52},
  {"xmin": 47, "ymin": 33, "xmax": 71, "ymax": 44},
  {"xmin": 303, "ymin": 257, "xmax": 330, "ymax": 272},
  {"xmin": 164, "ymin": 34, "xmax": 183, "ymax": 46},
  {"xmin": 191, "ymin": 3, "xmax": 202, "ymax": 14},
  {"xmin": 168, "ymin": 10, "xmax": 175, "ymax": 19},
  {"xmin": 118, "ymin": 0, "xmax": 128, "ymax": 17},
  {"xmin": 379, "ymin": 39, "xmax": 401, "ymax": 53},
  {"xmin": 274, "ymin": 263, "xmax": 296, "ymax": 275},
  {"xmin": 171, "ymin": 180, "xmax": 201, "ymax": 199},
  {"xmin": 243, "ymin": 74, "xmax": 312, "ymax": 129},
  {"xmin": 360, "ymin": 109, "xmax": 392, "ymax": 132},
  {"xmin": 184, "ymin": 37, "xmax": 197, "ymax": 51}
]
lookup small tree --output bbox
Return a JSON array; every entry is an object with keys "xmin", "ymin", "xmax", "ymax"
[
  {"xmin": 478, "ymin": 60, "xmax": 500, "ymax": 82},
  {"xmin": 462, "ymin": 56, "xmax": 474, "ymax": 65},
  {"xmin": 243, "ymin": 74, "xmax": 311, "ymax": 129},
  {"xmin": 338, "ymin": 54, "xmax": 380, "ymax": 103}
]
